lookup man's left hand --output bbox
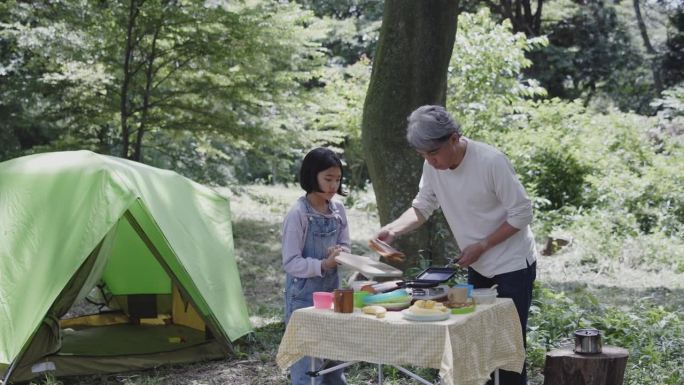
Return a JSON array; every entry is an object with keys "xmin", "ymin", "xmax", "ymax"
[{"xmin": 456, "ymin": 241, "xmax": 488, "ymax": 267}]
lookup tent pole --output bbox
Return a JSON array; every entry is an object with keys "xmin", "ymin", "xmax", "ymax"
[{"xmin": 1, "ymin": 359, "xmax": 18, "ymax": 385}]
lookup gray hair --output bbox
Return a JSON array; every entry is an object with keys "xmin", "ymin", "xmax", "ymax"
[{"xmin": 406, "ymin": 105, "xmax": 462, "ymax": 151}]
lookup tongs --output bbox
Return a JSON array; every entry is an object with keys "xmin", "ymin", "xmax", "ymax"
[{"xmin": 445, "ymin": 255, "xmax": 461, "ymax": 267}]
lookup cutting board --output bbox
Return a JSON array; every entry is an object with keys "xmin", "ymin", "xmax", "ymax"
[{"xmin": 335, "ymin": 252, "xmax": 403, "ymax": 278}]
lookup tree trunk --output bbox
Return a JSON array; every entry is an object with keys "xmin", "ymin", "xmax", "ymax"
[
  {"xmin": 132, "ymin": 22, "xmax": 161, "ymax": 162},
  {"xmin": 484, "ymin": 0, "xmax": 543, "ymax": 36},
  {"xmin": 633, "ymin": 0, "xmax": 663, "ymax": 94},
  {"xmin": 120, "ymin": 0, "xmax": 139, "ymax": 159},
  {"xmin": 361, "ymin": 0, "xmax": 460, "ymax": 267},
  {"xmin": 543, "ymin": 346, "xmax": 629, "ymax": 385}
]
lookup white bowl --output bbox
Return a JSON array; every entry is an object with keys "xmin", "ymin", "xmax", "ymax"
[{"xmin": 472, "ymin": 288, "xmax": 497, "ymax": 304}]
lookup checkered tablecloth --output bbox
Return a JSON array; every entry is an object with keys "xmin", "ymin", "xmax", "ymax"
[{"xmin": 276, "ymin": 298, "xmax": 525, "ymax": 385}]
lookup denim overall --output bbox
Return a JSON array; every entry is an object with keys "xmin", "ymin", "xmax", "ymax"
[{"xmin": 284, "ymin": 199, "xmax": 346, "ymax": 385}]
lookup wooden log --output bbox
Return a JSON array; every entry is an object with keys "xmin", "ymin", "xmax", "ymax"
[{"xmin": 543, "ymin": 346, "xmax": 629, "ymax": 385}]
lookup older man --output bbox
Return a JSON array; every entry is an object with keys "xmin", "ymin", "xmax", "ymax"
[{"xmin": 375, "ymin": 105, "xmax": 537, "ymax": 385}]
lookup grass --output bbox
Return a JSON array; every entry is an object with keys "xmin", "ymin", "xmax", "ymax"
[{"xmin": 30, "ymin": 184, "xmax": 684, "ymax": 385}]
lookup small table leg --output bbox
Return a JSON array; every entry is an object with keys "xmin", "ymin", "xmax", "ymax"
[{"xmin": 306, "ymin": 360, "xmax": 358, "ymax": 381}]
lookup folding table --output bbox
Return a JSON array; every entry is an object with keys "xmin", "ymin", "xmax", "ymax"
[{"xmin": 276, "ymin": 298, "xmax": 525, "ymax": 385}]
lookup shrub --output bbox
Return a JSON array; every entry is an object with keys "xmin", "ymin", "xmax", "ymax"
[{"xmin": 528, "ymin": 285, "xmax": 684, "ymax": 385}]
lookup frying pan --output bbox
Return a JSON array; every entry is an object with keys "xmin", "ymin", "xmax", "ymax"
[{"xmin": 396, "ymin": 266, "xmax": 457, "ymax": 288}]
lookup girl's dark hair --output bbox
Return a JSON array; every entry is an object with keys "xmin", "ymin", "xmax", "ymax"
[{"xmin": 299, "ymin": 147, "xmax": 346, "ymax": 196}]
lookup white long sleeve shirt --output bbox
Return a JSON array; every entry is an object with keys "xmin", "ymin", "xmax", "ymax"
[{"xmin": 412, "ymin": 138, "xmax": 537, "ymax": 277}]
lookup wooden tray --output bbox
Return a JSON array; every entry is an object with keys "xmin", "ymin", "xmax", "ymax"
[{"xmin": 335, "ymin": 252, "xmax": 403, "ymax": 279}]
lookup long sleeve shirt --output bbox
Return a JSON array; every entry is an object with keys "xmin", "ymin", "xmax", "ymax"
[
  {"xmin": 281, "ymin": 196, "xmax": 351, "ymax": 278},
  {"xmin": 412, "ymin": 138, "xmax": 537, "ymax": 277}
]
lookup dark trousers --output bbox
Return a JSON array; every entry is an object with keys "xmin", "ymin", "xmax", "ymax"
[{"xmin": 468, "ymin": 261, "xmax": 536, "ymax": 385}]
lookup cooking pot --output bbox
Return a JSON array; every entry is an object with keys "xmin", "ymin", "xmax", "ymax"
[{"xmin": 574, "ymin": 328, "xmax": 602, "ymax": 354}]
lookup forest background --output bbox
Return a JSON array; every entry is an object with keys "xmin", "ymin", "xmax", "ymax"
[{"xmin": 1, "ymin": 0, "xmax": 682, "ymax": 384}]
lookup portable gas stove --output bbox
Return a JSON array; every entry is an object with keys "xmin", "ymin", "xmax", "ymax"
[{"xmin": 409, "ymin": 284, "xmax": 449, "ymax": 301}]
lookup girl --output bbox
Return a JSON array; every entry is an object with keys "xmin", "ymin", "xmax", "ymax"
[{"xmin": 282, "ymin": 147, "xmax": 350, "ymax": 385}]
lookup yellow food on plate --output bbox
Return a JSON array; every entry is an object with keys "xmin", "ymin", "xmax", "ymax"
[
  {"xmin": 407, "ymin": 300, "xmax": 449, "ymax": 316},
  {"xmin": 447, "ymin": 300, "xmax": 473, "ymax": 308},
  {"xmin": 362, "ymin": 305, "xmax": 387, "ymax": 318}
]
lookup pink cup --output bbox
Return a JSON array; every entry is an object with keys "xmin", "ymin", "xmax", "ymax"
[{"xmin": 313, "ymin": 292, "xmax": 334, "ymax": 309}]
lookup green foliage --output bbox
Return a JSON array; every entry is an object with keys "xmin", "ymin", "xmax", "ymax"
[
  {"xmin": 524, "ymin": 148, "xmax": 591, "ymax": 211},
  {"xmin": 530, "ymin": 0, "xmax": 655, "ymax": 113},
  {"xmin": 104, "ymin": 0, "xmax": 331, "ymax": 168},
  {"xmin": 0, "ymin": 0, "xmax": 113, "ymax": 158},
  {"xmin": 528, "ymin": 285, "xmax": 684, "ymax": 385},
  {"xmin": 662, "ymin": 5, "xmax": 684, "ymax": 87},
  {"xmin": 496, "ymin": 99, "xmax": 595, "ymax": 212},
  {"xmin": 445, "ymin": 9, "xmax": 595, "ymax": 212},
  {"xmin": 447, "ymin": 8, "xmax": 548, "ymax": 137},
  {"xmin": 295, "ymin": 0, "xmax": 383, "ymax": 64},
  {"xmin": 29, "ymin": 373, "xmax": 63, "ymax": 385},
  {"xmin": 578, "ymin": 110, "xmax": 682, "ymax": 237},
  {"xmin": 653, "ymin": 84, "xmax": 684, "ymax": 111},
  {"xmin": 307, "ymin": 57, "xmax": 372, "ymax": 189},
  {"xmin": 527, "ymin": 285, "xmax": 585, "ymax": 369},
  {"xmin": 651, "ymin": 84, "xmax": 684, "ymax": 134},
  {"xmin": 494, "ymin": 97, "xmax": 683, "ymax": 270},
  {"xmin": 0, "ymin": 0, "xmax": 338, "ymax": 185},
  {"xmin": 433, "ymin": 7, "xmax": 682, "ymax": 274}
]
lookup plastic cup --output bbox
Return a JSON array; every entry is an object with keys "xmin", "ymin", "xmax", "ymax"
[
  {"xmin": 472, "ymin": 288, "xmax": 497, "ymax": 304},
  {"xmin": 334, "ymin": 289, "xmax": 354, "ymax": 313},
  {"xmin": 353, "ymin": 291, "xmax": 370, "ymax": 308},
  {"xmin": 453, "ymin": 283, "xmax": 474, "ymax": 298},
  {"xmin": 448, "ymin": 287, "xmax": 468, "ymax": 304},
  {"xmin": 313, "ymin": 292, "xmax": 334, "ymax": 309}
]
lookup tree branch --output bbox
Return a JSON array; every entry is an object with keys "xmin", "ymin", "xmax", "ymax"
[{"xmin": 632, "ymin": 0, "xmax": 663, "ymax": 93}]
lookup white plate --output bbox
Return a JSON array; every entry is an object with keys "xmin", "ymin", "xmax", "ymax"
[
  {"xmin": 335, "ymin": 252, "xmax": 403, "ymax": 278},
  {"xmin": 401, "ymin": 309, "xmax": 450, "ymax": 322}
]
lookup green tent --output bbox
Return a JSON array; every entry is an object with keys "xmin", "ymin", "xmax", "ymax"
[{"xmin": 0, "ymin": 151, "xmax": 252, "ymax": 383}]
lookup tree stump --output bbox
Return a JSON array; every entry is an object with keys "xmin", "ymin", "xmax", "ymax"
[
  {"xmin": 543, "ymin": 346, "xmax": 629, "ymax": 385},
  {"xmin": 541, "ymin": 234, "xmax": 573, "ymax": 255}
]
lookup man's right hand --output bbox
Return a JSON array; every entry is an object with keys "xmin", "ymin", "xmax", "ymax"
[
  {"xmin": 373, "ymin": 207, "xmax": 427, "ymax": 245},
  {"xmin": 374, "ymin": 228, "xmax": 397, "ymax": 244}
]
